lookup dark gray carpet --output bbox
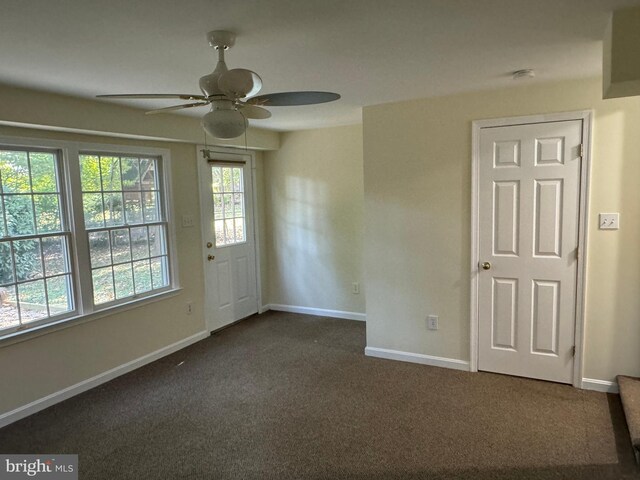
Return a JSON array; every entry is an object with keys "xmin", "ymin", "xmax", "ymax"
[
  {"xmin": 0, "ymin": 311, "xmax": 638, "ymax": 479},
  {"xmin": 618, "ymin": 375, "xmax": 640, "ymax": 456}
]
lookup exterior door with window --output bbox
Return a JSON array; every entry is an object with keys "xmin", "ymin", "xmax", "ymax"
[
  {"xmin": 477, "ymin": 120, "xmax": 583, "ymax": 384},
  {"xmin": 198, "ymin": 149, "xmax": 258, "ymax": 331}
]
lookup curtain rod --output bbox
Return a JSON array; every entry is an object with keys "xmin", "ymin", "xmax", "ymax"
[{"xmin": 200, "ymin": 149, "xmax": 246, "ymax": 164}]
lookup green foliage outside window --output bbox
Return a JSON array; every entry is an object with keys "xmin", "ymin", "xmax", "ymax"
[{"xmin": 0, "ymin": 150, "xmax": 61, "ymax": 284}]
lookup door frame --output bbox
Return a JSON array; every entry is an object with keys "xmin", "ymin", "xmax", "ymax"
[
  {"xmin": 469, "ymin": 110, "xmax": 593, "ymax": 388},
  {"xmin": 196, "ymin": 145, "xmax": 263, "ymax": 332}
]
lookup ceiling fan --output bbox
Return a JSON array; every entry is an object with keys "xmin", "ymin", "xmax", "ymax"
[{"xmin": 97, "ymin": 30, "xmax": 341, "ymax": 139}]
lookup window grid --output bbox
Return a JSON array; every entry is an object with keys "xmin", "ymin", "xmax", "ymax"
[
  {"xmin": 80, "ymin": 154, "xmax": 170, "ymax": 306},
  {"xmin": 81, "ymin": 155, "xmax": 161, "ymax": 230},
  {"xmin": 0, "ymin": 142, "xmax": 176, "ymax": 339},
  {"xmin": 0, "ymin": 148, "xmax": 74, "ymax": 332},
  {"xmin": 212, "ymin": 166, "xmax": 246, "ymax": 247},
  {"xmin": 87, "ymin": 223, "xmax": 169, "ymax": 305}
]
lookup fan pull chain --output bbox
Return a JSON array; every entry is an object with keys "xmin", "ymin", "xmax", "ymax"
[{"xmin": 239, "ymin": 110, "xmax": 248, "ymax": 151}]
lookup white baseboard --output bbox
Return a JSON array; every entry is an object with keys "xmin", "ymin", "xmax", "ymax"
[
  {"xmin": 581, "ymin": 378, "xmax": 619, "ymax": 393},
  {"xmin": 365, "ymin": 346, "xmax": 470, "ymax": 372},
  {"xmin": 258, "ymin": 305, "xmax": 270, "ymax": 314},
  {"xmin": 365, "ymin": 348, "xmax": 618, "ymax": 391},
  {"xmin": 0, "ymin": 331, "xmax": 209, "ymax": 428},
  {"xmin": 266, "ymin": 304, "xmax": 366, "ymax": 322}
]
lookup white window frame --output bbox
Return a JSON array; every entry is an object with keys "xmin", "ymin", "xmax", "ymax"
[
  {"xmin": 0, "ymin": 145, "xmax": 77, "ymax": 328},
  {"xmin": 0, "ymin": 136, "xmax": 180, "ymax": 345},
  {"xmin": 210, "ymin": 163, "xmax": 248, "ymax": 248}
]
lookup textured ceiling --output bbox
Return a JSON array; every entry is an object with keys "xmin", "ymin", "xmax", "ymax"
[{"xmin": 2, "ymin": 0, "xmax": 640, "ymax": 131}]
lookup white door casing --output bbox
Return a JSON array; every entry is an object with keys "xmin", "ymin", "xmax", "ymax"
[
  {"xmin": 197, "ymin": 147, "xmax": 259, "ymax": 332},
  {"xmin": 472, "ymin": 114, "xmax": 591, "ymax": 385}
]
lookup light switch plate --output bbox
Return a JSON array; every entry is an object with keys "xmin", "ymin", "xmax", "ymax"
[
  {"xmin": 599, "ymin": 213, "xmax": 619, "ymax": 230},
  {"xmin": 182, "ymin": 214, "xmax": 195, "ymax": 228},
  {"xmin": 427, "ymin": 315, "xmax": 439, "ymax": 330}
]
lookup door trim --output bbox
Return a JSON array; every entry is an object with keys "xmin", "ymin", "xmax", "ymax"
[
  {"xmin": 470, "ymin": 110, "xmax": 593, "ymax": 388},
  {"xmin": 196, "ymin": 146, "xmax": 262, "ymax": 332}
]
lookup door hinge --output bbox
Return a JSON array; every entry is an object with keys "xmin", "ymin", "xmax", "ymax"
[
  {"xmin": 572, "ymin": 345, "xmax": 576, "ymax": 357},
  {"xmin": 579, "ymin": 143, "xmax": 584, "ymax": 159}
]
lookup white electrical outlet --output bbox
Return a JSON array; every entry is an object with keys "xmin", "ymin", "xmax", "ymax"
[
  {"xmin": 186, "ymin": 302, "xmax": 193, "ymax": 315},
  {"xmin": 352, "ymin": 282, "xmax": 360, "ymax": 294},
  {"xmin": 427, "ymin": 315, "xmax": 439, "ymax": 330},
  {"xmin": 599, "ymin": 213, "xmax": 619, "ymax": 230}
]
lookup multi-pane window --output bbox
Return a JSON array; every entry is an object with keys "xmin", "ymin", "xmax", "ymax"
[
  {"xmin": 80, "ymin": 154, "xmax": 170, "ymax": 305},
  {"xmin": 0, "ymin": 149, "xmax": 73, "ymax": 333},
  {"xmin": 0, "ymin": 141, "xmax": 175, "ymax": 339},
  {"xmin": 211, "ymin": 165, "xmax": 245, "ymax": 247}
]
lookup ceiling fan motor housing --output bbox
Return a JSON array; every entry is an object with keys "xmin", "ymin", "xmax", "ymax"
[
  {"xmin": 199, "ymin": 38, "xmax": 231, "ymax": 97},
  {"xmin": 199, "ymin": 30, "xmax": 244, "ymax": 98},
  {"xmin": 199, "ymin": 64, "xmax": 227, "ymax": 97}
]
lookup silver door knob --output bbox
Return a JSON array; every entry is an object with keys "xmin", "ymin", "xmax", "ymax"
[{"xmin": 481, "ymin": 261, "xmax": 491, "ymax": 270}]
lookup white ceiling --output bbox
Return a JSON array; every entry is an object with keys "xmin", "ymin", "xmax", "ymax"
[{"xmin": 2, "ymin": 0, "xmax": 640, "ymax": 131}]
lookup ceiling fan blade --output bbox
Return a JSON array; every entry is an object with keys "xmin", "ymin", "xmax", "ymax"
[
  {"xmin": 218, "ymin": 69, "xmax": 262, "ymax": 99},
  {"xmin": 97, "ymin": 93, "xmax": 207, "ymax": 101},
  {"xmin": 238, "ymin": 104, "xmax": 271, "ymax": 119},
  {"xmin": 145, "ymin": 102, "xmax": 210, "ymax": 115},
  {"xmin": 247, "ymin": 91, "xmax": 340, "ymax": 107}
]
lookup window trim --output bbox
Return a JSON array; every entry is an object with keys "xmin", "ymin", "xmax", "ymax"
[
  {"xmin": 210, "ymin": 164, "xmax": 248, "ymax": 248},
  {"xmin": 0, "ymin": 136, "xmax": 180, "ymax": 345},
  {"xmin": 0, "ymin": 145, "xmax": 79, "ymax": 329},
  {"xmin": 76, "ymin": 151, "xmax": 172, "ymax": 309},
  {"xmin": 0, "ymin": 288, "xmax": 182, "ymax": 348}
]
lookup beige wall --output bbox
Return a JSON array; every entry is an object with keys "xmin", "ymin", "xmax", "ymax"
[
  {"xmin": 253, "ymin": 150, "xmax": 270, "ymax": 304},
  {"xmin": 264, "ymin": 125, "xmax": 365, "ymax": 314},
  {"xmin": 604, "ymin": 7, "xmax": 640, "ymax": 99},
  {"xmin": 0, "ymin": 127, "xmax": 203, "ymax": 414},
  {"xmin": 0, "ymin": 111, "xmax": 271, "ymax": 414},
  {"xmin": 4, "ymin": 73, "xmax": 638, "ymax": 418},
  {"xmin": 363, "ymin": 77, "xmax": 640, "ymax": 382}
]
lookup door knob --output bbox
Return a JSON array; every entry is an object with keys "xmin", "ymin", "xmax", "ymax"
[
  {"xmin": 206, "ymin": 242, "xmax": 213, "ymax": 249},
  {"xmin": 480, "ymin": 261, "xmax": 491, "ymax": 270},
  {"xmin": 207, "ymin": 255, "xmax": 215, "ymax": 261}
]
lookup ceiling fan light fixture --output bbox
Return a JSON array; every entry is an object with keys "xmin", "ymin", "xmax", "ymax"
[{"xmin": 201, "ymin": 105, "xmax": 247, "ymax": 139}]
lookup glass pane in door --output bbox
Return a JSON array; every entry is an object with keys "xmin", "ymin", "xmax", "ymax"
[{"xmin": 211, "ymin": 166, "xmax": 246, "ymax": 247}]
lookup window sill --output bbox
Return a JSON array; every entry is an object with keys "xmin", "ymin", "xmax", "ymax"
[{"xmin": 0, "ymin": 287, "xmax": 183, "ymax": 349}]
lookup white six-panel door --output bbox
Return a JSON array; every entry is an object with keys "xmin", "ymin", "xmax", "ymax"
[
  {"xmin": 198, "ymin": 149, "xmax": 258, "ymax": 332},
  {"xmin": 477, "ymin": 120, "xmax": 582, "ymax": 384}
]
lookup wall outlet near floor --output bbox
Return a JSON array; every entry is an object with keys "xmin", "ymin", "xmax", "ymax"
[
  {"xmin": 427, "ymin": 315, "xmax": 439, "ymax": 330},
  {"xmin": 186, "ymin": 302, "xmax": 193, "ymax": 315},
  {"xmin": 352, "ymin": 282, "xmax": 360, "ymax": 294}
]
